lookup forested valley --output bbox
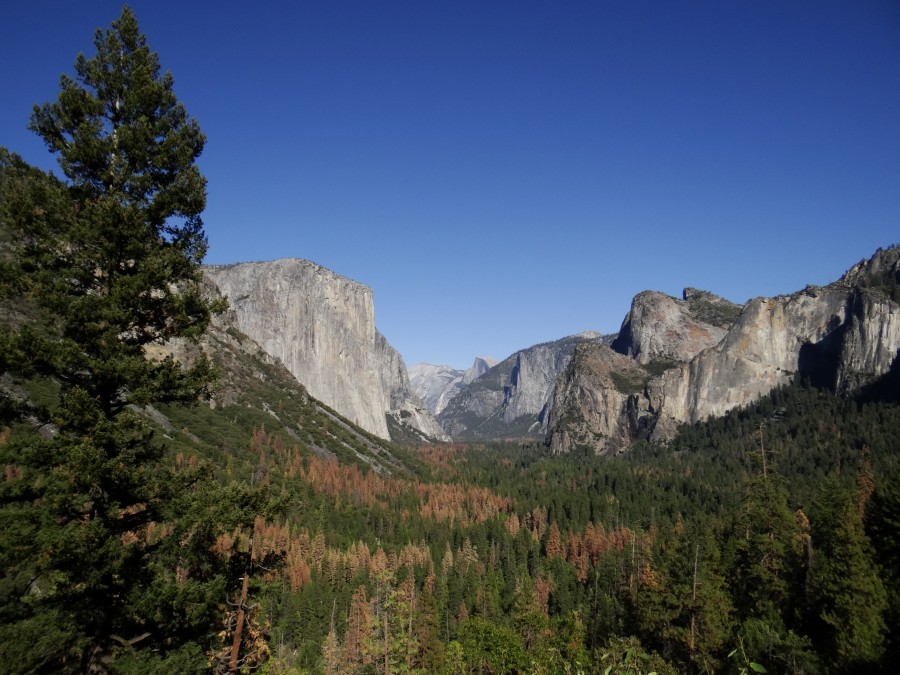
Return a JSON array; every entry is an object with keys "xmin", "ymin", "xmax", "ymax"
[
  {"xmin": 2, "ymin": 7, "xmax": 899, "ymax": 674},
  {"xmin": 6, "ymin": 278, "xmax": 899, "ymax": 675},
  {"xmin": 177, "ymin": 379, "xmax": 900, "ymax": 674}
]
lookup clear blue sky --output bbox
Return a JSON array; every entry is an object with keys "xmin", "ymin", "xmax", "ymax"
[{"xmin": 3, "ymin": 1, "xmax": 899, "ymax": 369}]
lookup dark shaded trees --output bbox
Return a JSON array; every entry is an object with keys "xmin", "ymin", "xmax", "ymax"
[
  {"xmin": 808, "ymin": 480, "xmax": 887, "ymax": 672},
  {"xmin": 636, "ymin": 527, "xmax": 733, "ymax": 673},
  {"xmin": 730, "ymin": 475, "xmax": 806, "ymax": 624},
  {"xmin": 867, "ymin": 472, "xmax": 900, "ymax": 664},
  {"xmin": 0, "ymin": 6, "xmax": 237, "ymax": 672},
  {"xmin": 728, "ymin": 474, "xmax": 816, "ymax": 672}
]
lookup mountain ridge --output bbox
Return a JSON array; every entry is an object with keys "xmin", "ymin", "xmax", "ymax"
[
  {"xmin": 436, "ymin": 331, "xmax": 616, "ymax": 439},
  {"xmin": 199, "ymin": 246, "xmax": 899, "ymax": 454},
  {"xmin": 409, "ymin": 357, "xmax": 497, "ymax": 416},
  {"xmin": 546, "ymin": 246, "xmax": 900, "ymax": 454}
]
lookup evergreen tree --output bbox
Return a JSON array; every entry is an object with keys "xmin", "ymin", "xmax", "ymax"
[
  {"xmin": 636, "ymin": 528, "xmax": 733, "ymax": 673},
  {"xmin": 809, "ymin": 480, "xmax": 887, "ymax": 672},
  {"xmin": 867, "ymin": 472, "xmax": 900, "ymax": 664},
  {"xmin": 727, "ymin": 473, "xmax": 817, "ymax": 672},
  {"xmin": 0, "ymin": 7, "xmax": 235, "ymax": 672},
  {"xmin": 415, "ymin": 583, "xmax": 445, "ymax": 673},
  {"xmin": 457, "ymin": 617, "xmax": 528, "ymax": 675},
  {"xmin": 730, "ymin": 475, "xmax": 806, "ymax": 628}
]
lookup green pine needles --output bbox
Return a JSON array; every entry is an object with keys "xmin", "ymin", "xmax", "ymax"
[{"xmin": 0, "ymin": 7, "xmax": 251, "ymax": 673}]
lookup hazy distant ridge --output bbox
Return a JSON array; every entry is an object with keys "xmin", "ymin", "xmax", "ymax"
[{"xmin": 409, "ymin": 357, "xmax": 497, "ymax": 416}]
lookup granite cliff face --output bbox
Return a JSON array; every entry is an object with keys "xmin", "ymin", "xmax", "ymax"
[
  {"xmin": 201, "ymin": 247, "xmax": 898, "ymax": 451},
  {"xmin": 648, "ymin": 267, "xmax": 900, "ymax": 439},
  {"xmin": 438, "ymin": 332, "xmax": 610, "ymax": 438},
  {"xmin": 144, "ymin": 279, "xmax": 415, "ymax": 475},
  {"xmin": 611, "ymin": 289, "xmax": 740, "ymax": 365},
  {"xmin": 545, "ymin": 344, "xmax": 648, "ymax": 455},
  {"xmin": 409, "ymin": 357, "xmax": 497, "ymax": 416},
  {"xmin": 546, "ymin": 247, "xmax": 900, "ymax": 454},
  {"xmin": 204, "ymin": 259, "xmax": 446, "ymax": 441},
  {"xmin": 376, "ymin": 332, "xmax": 450, "ymax": 441},
  {"xmin": 541, "ymin": 286, "xmax": 741, "ymax": 454}
]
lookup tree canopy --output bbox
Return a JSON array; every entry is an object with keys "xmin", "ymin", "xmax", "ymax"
[{"xmin": 0, "ymin": 7, "xmax": 243, "ymax": 672}]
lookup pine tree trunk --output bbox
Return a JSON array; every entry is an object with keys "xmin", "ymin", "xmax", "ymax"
[{"xmin": 229, "ymin": 572, "xmax": 250, "ymax": 671}]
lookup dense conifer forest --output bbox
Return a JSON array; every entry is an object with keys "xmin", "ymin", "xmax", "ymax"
[
  {"xmin": 2, "ymin": 8, "xmax": 899, "ymax": 674},
  {"xmin": 193, "ymin": 379, "xmax": 899, "ymax": 675}
]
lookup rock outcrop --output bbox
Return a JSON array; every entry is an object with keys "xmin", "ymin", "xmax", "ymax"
[
  {"xmin": 438, "ymin": 331, "xmax": 610, "ymax": 438},
  {"xmin": 648, "ymin": 271, "xmax": 900, "ymax": 439},
  {"xmin": 376, "ymin": 332, "xmax": 450, "ymax": 441},
  {"xmin": 144, "ymin": 278, "xmax": 415, "ymax": 475},
  {"xmin": 204, "ymin": 259, "xmax": 446, "ymax": 441},
  {"xmin": 546, "ymin": 247, "xmax": 900, "ymax": 454},
  {"xmin": 545, "ymin": 343, "xmax": 649, "ymax": 455},
  {"xmin": 610, "ymin": 289, "xmax": 740, "ymax": 365},
  {"xmin": 409, "ymin": 357, "xmax": 497, "ymax": 416}
]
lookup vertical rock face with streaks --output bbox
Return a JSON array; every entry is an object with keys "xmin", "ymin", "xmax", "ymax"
[
  {"xmin": 204, "ymin": 259, "xmax": 444, "ymax": 441},
  {"xmin": 545, "ymin": 247, "xmax": 900, "ymax": 453},
  {"xmin": 376, "ymin": 331, "xmax": 450, "ymax": 441},
  {"xmin": 500, "ymin": 343, "xmax": 579, "ymax": 423},
  {"xmin": 545, "ymin": 344, "xmax": 647, "ymax": 455},
  {"xmin": 649, "ymin": 272, "xmax": 900, "ymax": 438}
]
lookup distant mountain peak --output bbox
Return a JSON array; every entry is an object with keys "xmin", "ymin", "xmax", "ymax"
[
  {"xmin": 409, "ymin": 356, "xmax": 498, "ymax": 415},
  {"xmin": 436, "ymin": 332, "xmax": 612, "ymax": 440}
]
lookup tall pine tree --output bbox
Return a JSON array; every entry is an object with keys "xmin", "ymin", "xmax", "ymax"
[{"xmin": 0, "ymin": 7, "xmax": 240, "ymax": 672}]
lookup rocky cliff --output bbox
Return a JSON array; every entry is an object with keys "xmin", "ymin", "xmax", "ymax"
[
  {"xmin": 376, "ymin": 332, "xmax": 450, "ymax": 442},
  {"xmin": 647, "ymin": 260, "xmax": 900, "ymax": 439},
  {"xmin": 438, "ymin": 331, "xmax": 610, "ymax": 439},
  {"xmin": 144, "ymin": 278, "xmax": 415, "ymax": 475},
  {"xmin": 611, "ymin": 289, "xmax": 741, "ymax": 365},
  {"xmin": 546, "ymin": 247, "xmax": 900, "ymax": 454},
  {"xmin": 204, "ymin": 259, "xmax": 446, "ymax": 442},
  {"xmin": 545, "ymin": 343, "xmax": 648, "ymax": 455},
  {"xmin": 409, "ymin": 357, "xmax": 497, "ymax": 416}
]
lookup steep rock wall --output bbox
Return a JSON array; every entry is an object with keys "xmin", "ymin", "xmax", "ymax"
[
  {"xmin": 611, "ymin": 290, "xmax": 737, "ymax": 365},
  {"xmin": 648, "ymin": 285, "xmax": 900, "ymax": 439},
  {"xmin": 501, "ymin": 344, "xmax": 576, "ymax": 423},
  {"xmin": 376, "ymin": 332, "xmax": 449, "ymax": 441},
  {"xmin": 204, "ymin": 259, "xmax": 443, "ymax": 441},
  {"xmin": 546, "ymin": 248, "xmax": 900, "ymax": 453},
  {"xmin": 438, "ymin": 332, "xmax": 608, "ymax": 438},
  {"xmin": 545, "ymin": 344, "xmax": 645, "ymax": 455}
]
